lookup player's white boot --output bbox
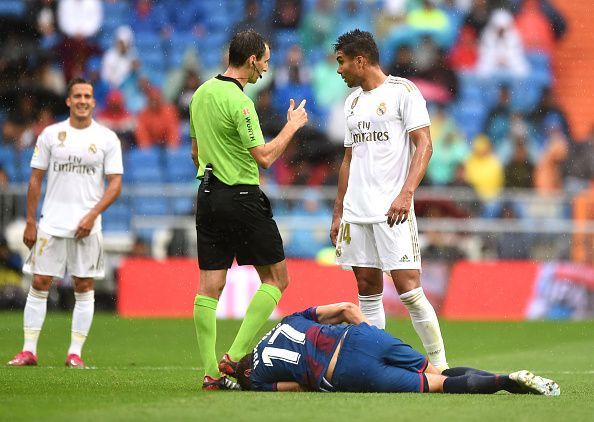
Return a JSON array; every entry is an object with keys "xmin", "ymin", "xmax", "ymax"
[{"xmin": 509, "ymin": 370, "xmax": 560, "ymax": 396}]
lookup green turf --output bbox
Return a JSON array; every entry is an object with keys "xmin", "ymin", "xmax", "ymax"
[{"xmin": 1, "ymin": 312, "xmax": 593, "ymax": 422}]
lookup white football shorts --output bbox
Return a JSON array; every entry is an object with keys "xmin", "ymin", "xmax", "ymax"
[
  {"xmin": 335, "ymin": 215, "xmax": 421, "ymax": 272},
  {"xmin": 23, "ymin": 229, "xmax": 105, "ymax": 278}
]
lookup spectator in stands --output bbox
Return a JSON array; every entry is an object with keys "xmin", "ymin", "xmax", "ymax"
[
  {"xmin": 101, "ymin": 26, "xmax": 138, "ymax": 89},
  {"xmin": 35, "ymin": 55, "xmax": 66, "ymax": 95},
  {"xmin": 484, "ymin": 85, "xmax": 512, "ymax": 154},
  {"xmin": 167, "ymin": 0, "xmax": 206, "ymax": 35},
  {"xmin": 135, "ymin": 87, "xmax": 180, "ymax": 149},
  {"xmin": 375, "ymin": 0, "xmax": 407, "ymax": 40},
  {"xmin": 128, "ymin": 236, "xmax": 150, "ymax": 258},
  {"xmin": 495, "ymin": 201, "xmax": 533, "ymax": 259},
  {"xmin": 448, "ymin": 25, "xmax": 478, "ymax": 71},
  {"xmin": 130, "ymin": 0, "xmax": 171, "ymax": 37},
  {"xmin": 312, "ymin": 49, "xmax": 349, "ymax": 112},
  {"xmin": 232, "ymin": 0, "xmax": 272, "ymax": 44},
  {"xmin": 465, "ymin": 134, "xmax": 504, "ymax": 200},
  {"xmin": 463, "ymin": 0, "xmax": 492, "ymax": 37},
  {"xmin": 2, "ymin": 96, "xmax": 37, "ymax": 150},
  {"xmin": 300, "ymin": 0, "xmax": 336, "ymax": 54},
  {"xmin": 572, "ymin": 178, "xmax": 594, "ymax": 265},
  {"xmin": 120, "ymin": 67, "xmax": 150, "ymax": 114},
  {"xmin": 527, "ymin": 88, "xmax": 571, "ymax": 150},
  {"xmin": 387, "ymin": 45, "xmax": 417, "ymax": 79},
  {"xmin": 0, "ymin": 236, "xmax": 25, "ymax": 310},
  {"xmin": 175, "ymin": 70, "xmax": 201, "ymax": 118},
  {"xmin": 334, "ymin": 1, "xmax": 373, "ymax": 40},
  {"xmin": 53, "ymin": 34, "xmax": 101, "ymax": 82},
  {"xmin": 272, "ymin": 0, "xmax": 302, "ymax": 29},
  {"xmin": 96, "ymin": 90, "xmax": 136, "ymax": 149},
  {"xmin": 412, "ymin": 34, "xmax": 440, "ymax": 74},
  {"xmin": 415, "ymin": 48, "xmax": 459, "ymax": 104},
  {"xmin": 426, "ymin": 106, "xmax": 468, "ymax": 185},
  {"xmin": 512, "ymin": 0, "xmax": 567, "ymax": 44},
  {"xmin": 0, "ymin": 166, "xmax": 9, "ymax": 188},
  {"xmin": 514, "ymin": 0, "xmax": 556, "ymax": 56},
  {"xmin": 533, "ymin": 129, "xmax": 568, "ymax": 195},
  {"xmin": 272, "ymin": 44, "xmax": 320, "ymax": 123},
  {"xmin": 504, "ymin": 138, "xmax": 534, "ymax": 188},
  {"xmin": 406, "ymin": 0, "xmax": 450, "ymax": 35},
  {"xmin": 27, "ymin": 0, "xmax": 59, "ymax": 49},
  {"xmin": 563, "ymin": 128, "xmax": 594, "ymax": 193},
  {"xmin": 85, "ymin": 57, "xmax": 108, "ymax": 110},
  {"xmin": 57, "ymin": 0, "xmax": 102, "ymax": 39},
  {"xmin": 476, "ymin": 9, "xmax": 529, "ymax": 79}
]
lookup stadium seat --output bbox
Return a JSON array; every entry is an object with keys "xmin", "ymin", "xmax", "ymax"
[
  {"xmin": 102, "ymin": 201, "xmax": 133, "ymax": 232},
  {"xmin": 132, "ymin": 196, "xmax": 170, "ymax": 216},
  {"xmin": 164, "ymin": 148, "xmax": 196, "ymax": 183},
  {"xmin": 0, "ymin": 0, "xmax": 25, "ymax": 17},
  {"xmin": 125, "ymin": 147, "xmax": 165, "ymax": 183}
]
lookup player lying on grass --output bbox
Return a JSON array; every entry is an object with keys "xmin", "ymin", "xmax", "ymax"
[{"xmin": 229, "ymin": 303, "xmax": 559, "ymax": 395}]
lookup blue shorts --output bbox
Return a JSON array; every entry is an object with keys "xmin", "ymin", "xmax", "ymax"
[{"xmin": 330, "ymin": 323, "xmax": 428, "ymax": 393}]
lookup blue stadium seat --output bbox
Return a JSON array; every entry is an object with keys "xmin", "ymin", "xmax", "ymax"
[
  {"xmin": 0, "ymin": 0, "xmax": 25, "ymax": 16},
  {"xmin": 102, "ymin": 202, "xmax": 132, "ymax": 232},
  {"xmin": 17, "ymin": 148, "xmax": 34, "ymax": 183},
  {"xmin": 164, "ymin": 148, "xmax": 196, "ymax": 183},
  {"xmin": 132, "ymin": 196, "xmax": 170, "ymax": 216},
  {"xmin": 171, "ymin": 196, "xmax": 194, "ymax": 215},
  {"xmin": 125, "ymin": 148, "xmax": 164, "ymax": 183}
]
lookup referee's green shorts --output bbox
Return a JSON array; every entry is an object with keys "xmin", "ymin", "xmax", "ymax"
[{"xmin": 195, "ymin": 177, "xmax": 285, "ymax": 270}]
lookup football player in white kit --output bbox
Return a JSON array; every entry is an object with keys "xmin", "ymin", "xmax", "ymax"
[
  {"xmin": 329, "ymin": 30, "xmax": 448, "ymax": 370},
  {"xmin": 8, "ymin": 78, "xmax": 123, "ymax": 368}
]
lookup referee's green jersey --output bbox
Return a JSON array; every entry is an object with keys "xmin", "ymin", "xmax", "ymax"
[{"xmin": 189, "ymin": 75, "xmax": 265, "ymax": 186}]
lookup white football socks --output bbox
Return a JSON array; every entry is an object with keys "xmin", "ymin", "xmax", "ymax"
[
  {"xmin": 23, "ymin": 287, "xmax": 49, "ymax": 355},
  {"xmin": 400, "ymin": 287, "xmax": 448, "ymax": 370},
  {"xmin": 358, "ymin": 293, "xmax": 385, "ymax": 329},
  {"xmin": 68, "ymin": 290, "xmax": 95, "ymax": 357}
]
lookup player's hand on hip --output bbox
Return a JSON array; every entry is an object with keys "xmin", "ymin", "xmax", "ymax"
[
  {"xmin": 330, "ymin": 217, "xmax": 341, "ymax": 246},
  {"xmin": 287, "ymin": 98, "xmax": 308, "ymax": 129},
  {"xmin": 386, "ymin": 195, "xmax": 412, "ymax": 227},
  {"xmin": 23, "ymin": 223, "xmax": 37, "ymax": 249}
]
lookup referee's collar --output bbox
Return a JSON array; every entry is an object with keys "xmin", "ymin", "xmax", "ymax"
[{"xmin": 216, "ymin": 74, "xmax": 243, "ymax": 91}]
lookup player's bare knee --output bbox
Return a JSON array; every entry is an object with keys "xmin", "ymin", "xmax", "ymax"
[
  {"xmin": 32, "ymin": 275, "xmax": 53, "ymax": 291},
  {"xmin": 73, "ymin": 277, "xmax": 94, "ymax": 293},
  {"xmin": 390, "ymin": 269, "xmax": 420, "ymax": 295}
]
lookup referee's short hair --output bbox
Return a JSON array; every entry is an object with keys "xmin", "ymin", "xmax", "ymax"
[
  {"xmin": 66, "ymin": 77, "xmax": 93, "ymax": 96},
  {"xmin": 334, "ymin": 29, "xmax": 380, "ymax": 65},
  {"xmin": 229, "ymin": 30, "xmax": 267, "ymax": 67}
]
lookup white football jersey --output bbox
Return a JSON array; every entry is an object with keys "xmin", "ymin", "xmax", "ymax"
[
  {"xmin": 31, "ymin": 119, "xmax": 123, "ymax": 237},
  {"xmin": 342, "ymin": 76, "xmax": 430, "ymax": 223}
]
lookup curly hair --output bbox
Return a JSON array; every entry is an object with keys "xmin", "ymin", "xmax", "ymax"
[{"xmin": 334, "ymin": 29, "xmax": 380, "ymax": 65}]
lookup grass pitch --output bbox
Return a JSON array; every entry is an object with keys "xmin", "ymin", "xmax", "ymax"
[{"xmin": 1, "ymin": 312, "xmax": 593, "ymax": 422}]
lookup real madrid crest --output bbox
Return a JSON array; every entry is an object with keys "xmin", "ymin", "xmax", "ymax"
[
  {"xmin": 58, "ymin": 131, "xmax": 67, "ymax": 146},
  {"xmin": 89, "ymin": 144, "xmax": 97, "ymax": 154},
  {"xmin": 376, "ymin": 102, "xmax": 386, "ymax": 116}
]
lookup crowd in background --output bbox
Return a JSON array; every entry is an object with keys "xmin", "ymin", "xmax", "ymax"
[{"xmin": 0, "ymin": 0, "xmax": 593, "ymax": 269}]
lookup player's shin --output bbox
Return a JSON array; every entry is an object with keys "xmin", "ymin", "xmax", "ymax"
[
  {"xmin": 227, "ymin": 283, "xmax": 281, "ymax": 361},
  {"xmin": 23, "ymin": 287, "xmax": 49, "ymax": 355},
  {"xmin": 358, "ymin": 293, "xmax": 385, "ymax": 329},
  {"xmin": 194, "ymin": 295, "xmax": 220, "ymax": 377},
  {"xmin": 400, "ymin": 287, "xmax": 448, "ymax": 370},
  {"xmin": 68, "ymin": 290, "xmax": 95, "ymax": 357}
]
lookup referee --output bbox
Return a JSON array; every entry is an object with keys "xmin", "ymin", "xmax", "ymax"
[{"xmin": 189, "ymin": 30, "xmax": 308, "ymax": 390}]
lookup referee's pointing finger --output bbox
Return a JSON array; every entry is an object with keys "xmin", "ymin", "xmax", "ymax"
[{"xmin": 297, "ymin": 99, "xmax": 307, "ymax": 109}]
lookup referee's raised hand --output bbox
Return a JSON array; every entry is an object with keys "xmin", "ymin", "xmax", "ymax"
[{"xmin": 287, "ymin": 98, "xmax": 308, "ymax": 129}]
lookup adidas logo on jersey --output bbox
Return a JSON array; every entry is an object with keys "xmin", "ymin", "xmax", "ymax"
[{"xmin": 399, "ymin": 255, "xmax": 410, "ymax": 263}]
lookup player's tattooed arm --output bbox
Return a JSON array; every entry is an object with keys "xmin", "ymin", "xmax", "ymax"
[{"xmin": 316, "ymin": 302, "xmax": 368, "ymax": 325}]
